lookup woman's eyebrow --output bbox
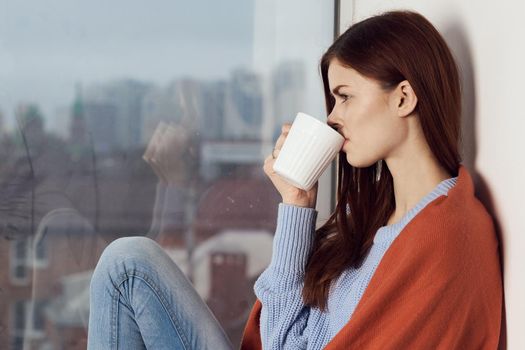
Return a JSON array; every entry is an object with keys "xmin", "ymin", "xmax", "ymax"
[{"xmin": 330, "ymin": 85, "xmax": 349, "ymax": 96}]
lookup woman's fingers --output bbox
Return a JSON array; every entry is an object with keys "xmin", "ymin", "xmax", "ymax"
[
  {"xmin": 143, "ymin": 122, "xmax": 166, "ymax": 161},
  {"xmin": 274, "ymin": 123, "xmax": 292, "ymax": 151},
  {"xmin": 264, "ymin": 122, "xmax": 292, "ymax": 175}
]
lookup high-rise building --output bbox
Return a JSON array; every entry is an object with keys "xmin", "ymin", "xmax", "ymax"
[
  {"xmin": 85, "ymin": 80, "xmax": 152, "ymax": 150},
  {"xmin": 200, "ymin": 81, "xmax": 227, "ymax": 141},
  {"xmin": 83, "ymin": 103, "xmax": 118, "ymax": 154},
  {"xmin": 222, "ymin": 68, "xmax": 263, "ymax": 141},
  {"xmin": 141, "ymin": 79, "xmax": 202, "ymax": 144},
  {"xmin": 69, "ymin": 84, "xmax": 88, "ymax": 156},
  {"xmin": 271, "ymin": 60, "xmax": 305, "ymax": 140}
]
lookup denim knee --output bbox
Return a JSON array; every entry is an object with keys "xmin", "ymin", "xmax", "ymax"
[{"xmin": 91, "ymin": 236, "xmax": 164, "ymax": 290}]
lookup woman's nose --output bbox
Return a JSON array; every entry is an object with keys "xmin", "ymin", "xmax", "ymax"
[{"xmin": 326, "ymin": 113, "xmax": 340, "ymax": 131}]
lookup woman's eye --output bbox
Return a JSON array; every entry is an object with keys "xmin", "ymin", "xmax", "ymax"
[
  {"xmin": 330, "ymin": 93, "xmax": 351, "ymax": 104},
  {"xmin": 339, "ymin": 94, "xmax": 350, "ymax": 102}
]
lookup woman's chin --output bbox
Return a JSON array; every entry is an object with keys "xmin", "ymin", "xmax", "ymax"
[
  {"xmin": 344, "ymin": 153, "xmax": 358, "ymax": 167},
  {"xmin": 345, "ymin": 154, "xmax": 378, "ymax": 168}
]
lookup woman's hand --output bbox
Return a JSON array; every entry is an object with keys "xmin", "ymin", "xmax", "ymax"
[
  {"xmin": 143, "ymin": 122, "xmax": 168, "ymax": 183},
  {"xmin": 143, "ymin": 122, "xmax": 192, "ymax": 186},
  {"xmin": 263, "ymin": 124, "xmax": 318, "ymax": 209}
]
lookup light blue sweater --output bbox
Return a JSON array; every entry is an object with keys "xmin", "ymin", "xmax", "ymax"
[{"xmin": 254, "ymin": 176, "xmax": 458, "ymax": 349}]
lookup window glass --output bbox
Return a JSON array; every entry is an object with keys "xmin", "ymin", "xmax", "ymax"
[{"xmin": 0, "ymin": 1, "xmax": 334, "ymax": 348}]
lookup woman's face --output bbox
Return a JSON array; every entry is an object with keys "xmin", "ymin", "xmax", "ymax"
[{"xmin": 326, "ymin": 58, "xmax": 410, "ymax": 168}]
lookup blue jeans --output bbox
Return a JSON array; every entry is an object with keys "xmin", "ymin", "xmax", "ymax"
[{"xmin": 87, "ymin": 236, "xmax": 234, "ymax": 350}]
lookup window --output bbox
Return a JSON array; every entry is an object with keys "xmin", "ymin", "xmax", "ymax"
[
  {"xmin": 9, "ymin": 235, "xmax": 48, "ymax": 285},
  {"xmin": 0, "ymin": 1, "xmax": 336, "ymax": 348},
  {"xmin": 35, "ymin": 235, "xmax": 47, "ymax": 264},
  {"xmin": 10, "ymin": 239, "xmax": 29, "ymax": 285},
  {"xmin": 10, "ymin": 300, "xmax": 47, "ymax": 347}
]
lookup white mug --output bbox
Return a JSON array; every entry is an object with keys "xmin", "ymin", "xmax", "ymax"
[{"xmin": 273, "ymin": 112, "xmax": 345, "ymax": 191}]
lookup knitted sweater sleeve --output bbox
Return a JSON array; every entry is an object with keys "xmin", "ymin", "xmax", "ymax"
[{"xmin": 253, "ymin": 203, "xmax": 318, "ymax": 350}]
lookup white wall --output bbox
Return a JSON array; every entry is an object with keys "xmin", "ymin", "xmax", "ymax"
[{"xmin": 339, "ymin": 1, "xmax": 525, "ymax": 348}]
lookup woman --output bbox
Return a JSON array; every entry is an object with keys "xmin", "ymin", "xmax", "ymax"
[
  {"xmin": 87, "ymin": 10, "xmax": 503, "ymax": 350},
  {"xmin": 242, "ymin": 10, "xmax": 503, "ymax": 350}
]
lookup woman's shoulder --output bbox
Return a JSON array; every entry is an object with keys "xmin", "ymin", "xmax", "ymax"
[{"xmin": 390, "ymin": 186, "xmax": 497, "ymax": 263}]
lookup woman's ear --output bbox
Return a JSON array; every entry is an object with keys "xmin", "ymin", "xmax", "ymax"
[{"xmin": 393, "ymin": 80, "xmax": 418, "ymax": 117}]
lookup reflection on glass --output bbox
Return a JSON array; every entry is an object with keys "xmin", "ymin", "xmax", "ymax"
[{"xmin": 0, "ymin": 0, "xmax": 333, "ymax": 348}]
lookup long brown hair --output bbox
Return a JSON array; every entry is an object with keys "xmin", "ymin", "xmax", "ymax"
[{"xmin": 302, "ymin": 10, "xmax": 462, "ymax": 312}]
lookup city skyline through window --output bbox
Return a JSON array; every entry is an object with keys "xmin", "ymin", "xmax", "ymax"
[{"xmin": 0, "ymin": 1, "xmax": 335, "ymax": 348}]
